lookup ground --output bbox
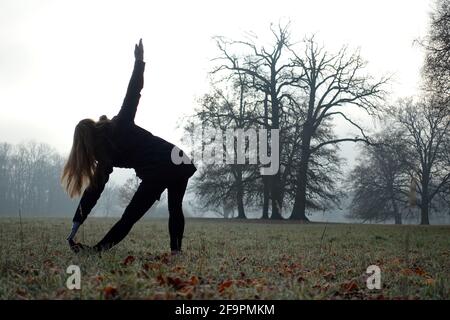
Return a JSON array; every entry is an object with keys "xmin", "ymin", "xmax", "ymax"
[{"xmin": 0, "ymin": 218, "xmax": 449, "ymax": 299}]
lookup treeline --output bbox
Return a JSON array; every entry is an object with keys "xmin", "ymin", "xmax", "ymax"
[
  {"xmin": 0, "ymin": 141, "xmax": 77, "ymax": 216},
  {"xmin": 0, "ymin": 141, "xmax": 171, "ymax": 218},
  {"xmin": 349, "ymin": 0, "xmax": 450, "ymax": 224},
  {"xmin": 348, "ymin": 99, "xmax": 450, "ymax": 224},
  {"xmin": 186, "ymin": 2, "xmax": 449, "ymax": 224},
  {"xmin": 0, "ymin": 141, "xmax": 125, "ymax": 217}
]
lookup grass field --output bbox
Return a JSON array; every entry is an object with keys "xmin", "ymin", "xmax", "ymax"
[{"xmin": 0, "ymin": 218, "xmax": 449, "ymax": 300}]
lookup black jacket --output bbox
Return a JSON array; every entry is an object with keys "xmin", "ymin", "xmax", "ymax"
[{"xmin": 73, "ymin": 60, "xmax": 196, "ymax": 224}]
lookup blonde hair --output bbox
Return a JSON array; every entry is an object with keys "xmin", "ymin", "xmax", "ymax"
[{"xmin": 61, "ymin": 118, "xmax": 110, "ymax": 198}]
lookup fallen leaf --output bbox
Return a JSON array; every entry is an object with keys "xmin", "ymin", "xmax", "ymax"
[
  {"xmin": 103, "ymin": 286, "xmax": 118, "ymax": 300},
  {"xmin": 177, "ymin": 286, "xmax": 194, "ymax": 299},
  {"xmin": 43, "ymin": 259, "xmax": 54, "ymax": 267},
  {"xmin": 16, "ymin": 288, "xmax": 28, "ymax": 299},
  {"xmin": 150, "ymin": 292, "xmax": 167, "ymax": 300},
  {"xmin": 143, "ymin": 262, "xmax": 162, "ymax": 271},
  {"xmin": 323, "ymin": 271, "xmax": 335, "ymax": 280},
  {"xmin": 167, "ymin": 276, "xmax": 188, "ymax": 290},
  {"xmin": 159, "ymin": 253, "xmax": 171, "ymax": 264},
  {"xmin": 189, "ymin": 276, "xmax": 199, "ymax": 286},
  {"xmin": 340, "ymin": 280, "xmax": 359, "ymax": 292},
  {"xmin": 313, "ymin": 282, "xmax": 330, "ymax": 292},
  {"xmin": 156, "ymin": 274, "xmax": 166, "ymax": 285},
  {"xmin": 218, "ymin": 280, "xmax": 233, "ymax": 293},
  {"xmin": 400, "ymin": 268, "xmax": 414, "ymax": 276},
  {"xmin": 413, "ymin": 267, "xmax": 427, "ymax": 277},
  {"xmin": 149, "ymin": 291, "xmax": 177, "ymax": 300},
  {"xmin": 122, "ymin": 255, "xmax": 135, "ymax": 266}
]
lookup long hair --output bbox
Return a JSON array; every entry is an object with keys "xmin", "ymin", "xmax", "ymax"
[{"xmin": 61, "ymin": 118, "xmax": 110, "ymax": 198}]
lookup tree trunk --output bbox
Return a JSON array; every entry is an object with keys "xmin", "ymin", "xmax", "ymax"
[
  {"xmin": 236, "ymin": 167, "xmax": 246, "ymax": 219},
  {"xmin": 262, "ymin": 93, "xmax": 270, "ymax": 220},
  {"xmin": 236, "ymin": 188, "xmax": 245, "ymax": 219},
  {"xmin": 391, "ymin": 198, "xmax": 402, "ymax": 225},
  {"xmin": 262, "ymin": 176, "xmax": 269, "ymax": 219},
  {"xmin": 420, "ymin": 177, "xmax": 430, "ymax": 225},
  {"xmin": 394, "ymin": 213, "xmax": 402, "ymax": 225},
  {"xmin": 420, "ymin": 199, "xmax": 430, "ymax": 225},
  {"xmin": 291, "ymin": 130, "xmax": 312, "ymax": 221},
  {"xmin": 269, "ymin": 86, "xmax": 283, "ymax": 220},
  {"xmin": 222, "ymin": 199, "xmax": 230, "ymax": 219},
  {"xmin": 290, "ymin": 156, "xmax": 310, "ymax": 221},
  {"xmin": 270, "ymin": 175, "xmax": 283, "ymax": 219},
  {"xmin": 291, "ymin": 81, "xmax": 316, "ymax": 221}
]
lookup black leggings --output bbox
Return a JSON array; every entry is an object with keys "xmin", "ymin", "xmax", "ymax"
[{"xmin": 94, "ymin": 177, "xmax": 189, "ymax": 252}]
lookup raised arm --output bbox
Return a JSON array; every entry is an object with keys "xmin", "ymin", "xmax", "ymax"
[{"xmin": 117, "ymin": 39, "xmax": 145, "ymax": 124}]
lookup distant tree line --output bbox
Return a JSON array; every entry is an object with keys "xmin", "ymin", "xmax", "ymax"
[
  {"xmin": 0, "ymin": 141, "xmax": 77, "ymax": 216},
  {"xmin": 0, "ymin": 141, "xmax": 173, "ymax": 218},
  {"xmin": 0, "ymin": 141, "xmax": 125, "ymax": 217}
]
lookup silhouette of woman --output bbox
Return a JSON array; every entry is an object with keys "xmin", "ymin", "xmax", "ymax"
[{"xmin": 62, "ymin": 39, "xmax": 196, "ymax": 254}]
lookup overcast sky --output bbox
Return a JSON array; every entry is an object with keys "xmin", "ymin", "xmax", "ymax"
[{"xmin": 0, "ymin": 0, "xmax": 431, "ymax": 183}]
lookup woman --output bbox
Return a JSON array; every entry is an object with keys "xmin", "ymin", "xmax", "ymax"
[{"xmin": 62, "ymin": 39, "xmax": 196, "ymax": 254}]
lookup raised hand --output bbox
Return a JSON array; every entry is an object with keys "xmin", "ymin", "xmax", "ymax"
[{"xmin": 134, "ymin": 38, "xmax": 144, "ymax": 61}]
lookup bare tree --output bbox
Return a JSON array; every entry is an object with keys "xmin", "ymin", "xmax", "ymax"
[
  {"xmin": 118, "ymin": 174, "xmax": 165, "ymax": 215},
  {"xmin": 212, "ymin": 23, "xmax": 301, "ymax": 219},
  {"xmin": 118, "ymin": 175, "xmax": 141, "ymax": 207},
  {"xmin": 422, "ymin": 0, "xmax": 450, "ymax": 108},
  {"xmin": 186, "ymin": 78, "xmax": 260, "ymax": 219},
  {"xmin": 348, "ymin": 126, "xmax": 411, "ymax": 224},
  {"xmin": 0, "ymin": 143, "xmax": 12, "ymax": 211},
  {"xmin": 289, "ymin": 37, "xmax": 388, "ymax": 220},
  {"xmin": 390, "ymin": 97, "xmax": 450, "ymax": 224},
  {"xmin": 0, "ymin": 141, "xmax": 77, "ymax": 216},
  {"xmin": 95, "ymin": 182, "xmax": 118, "ymax": 217}
]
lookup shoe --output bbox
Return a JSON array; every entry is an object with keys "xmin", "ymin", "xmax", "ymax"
[{"xmin": 171, "ymin": 250, "xmax": 182, "ymax": 256}]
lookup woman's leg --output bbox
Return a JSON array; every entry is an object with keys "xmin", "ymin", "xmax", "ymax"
[
  {"xmin": 167, "ymin": 177, "xmax": 189, "ymax": 252},
  {"xmin": 94, "ymin": 179, "xmax": 165, "ymax": 251}
]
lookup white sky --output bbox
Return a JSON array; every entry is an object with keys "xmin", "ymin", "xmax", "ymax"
[{"xmin": 0, "ymin": 0, "xmax": 431, "ymax": 183}]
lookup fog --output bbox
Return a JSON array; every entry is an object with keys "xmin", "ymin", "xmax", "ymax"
[
  {"xmin": 1, "ymin": 0, "xmax": 430, "ymax": 185},
  {"xmin": 2, "ymin": 0, "xmax": 446, "ymax": 225}
]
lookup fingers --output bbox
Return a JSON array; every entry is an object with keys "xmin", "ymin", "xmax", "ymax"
[
  {"xmin": 69, "ymin": 240, "xmax": 91, "ymax": 254},
  {"xmin": 134, "ymin": 39, "xmax": 144, "ymax": 61},
  {"xmin": 69, "ymin": 239, "xmax": 80, "ymax": 253}
]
